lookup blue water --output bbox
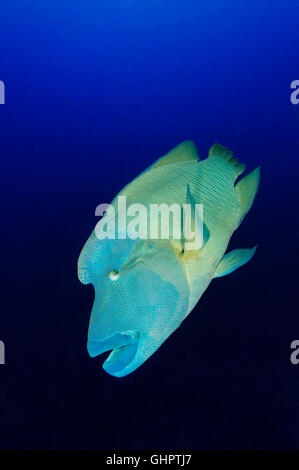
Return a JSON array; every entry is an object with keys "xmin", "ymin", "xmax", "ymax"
[{"xmin": 0, "ymin": 1, "xmax": 298, "ymax": 449}]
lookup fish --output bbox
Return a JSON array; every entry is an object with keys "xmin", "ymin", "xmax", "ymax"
[{"xmin": 78, "ymin": 141, "xmax": 260, "ymax": 377}]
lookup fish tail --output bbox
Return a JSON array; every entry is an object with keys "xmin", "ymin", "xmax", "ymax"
[{"xmin": 235, "ymin": 166, "xmax": 261, "ymax": 224}]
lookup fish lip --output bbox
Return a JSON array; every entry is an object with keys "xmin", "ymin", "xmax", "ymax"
[{"xmin": 87, "ymin": 331, "xmax": 140, "ymax": 375}]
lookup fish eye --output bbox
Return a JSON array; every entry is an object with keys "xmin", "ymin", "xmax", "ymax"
[{"xmin": 108, "ymin": 269, "xmax": 119, "ymax": 281}]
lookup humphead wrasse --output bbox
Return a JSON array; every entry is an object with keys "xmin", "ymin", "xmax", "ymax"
[{"xmin": 78, "ymin": 142, "xmax": 260, "ymax": 377}]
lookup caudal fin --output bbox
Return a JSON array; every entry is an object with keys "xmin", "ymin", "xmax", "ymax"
[{"xmin": 235, "ymin": 166, "xmax": 260, "ymax": 224}]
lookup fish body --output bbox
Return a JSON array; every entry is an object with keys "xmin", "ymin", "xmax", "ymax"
[{"xmin": 78, "ymin": 142, "xmax": 260, "ymax": 377}]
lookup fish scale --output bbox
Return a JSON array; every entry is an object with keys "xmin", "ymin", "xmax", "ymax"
[
  {"xmin": 114, "ymin": 158, "xmax": 242, "ymax": 232},
  {"xmin": 78, "ymin": 141, "xmax": 260, "ymax": 377}
]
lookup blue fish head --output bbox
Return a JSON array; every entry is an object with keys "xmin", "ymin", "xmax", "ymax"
[{"xmin": 78, "ymin": 232, "xmax": 189, "ymax": 377}]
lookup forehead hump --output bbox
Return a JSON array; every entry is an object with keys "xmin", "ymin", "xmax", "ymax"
[{"xmin": 78, "ymin": 232, "xmax": 135, "ymax": 284}]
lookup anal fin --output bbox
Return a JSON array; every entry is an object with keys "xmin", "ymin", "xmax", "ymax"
[{"xmin": 213, "ymin": 247, "xmax": 257, "ymax": 278}]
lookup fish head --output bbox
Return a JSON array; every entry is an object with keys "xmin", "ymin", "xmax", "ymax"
[{"xmin": 78, "ymin": 232, "xmax": 189, "ymax": 377}]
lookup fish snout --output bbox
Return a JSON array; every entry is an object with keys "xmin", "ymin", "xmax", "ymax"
[{"xmin": 87, "ymin": 331, "xmax": 140, "ymax": 377}]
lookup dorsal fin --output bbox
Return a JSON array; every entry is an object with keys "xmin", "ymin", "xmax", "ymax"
[
  {"xmin": 113, "ymin": 141, "xmax": 198, "ymax": 205},
  {"xmin": 208, "ymin": 143, "xmax": 246, "ymax": 176},
  {"xmin": 151, "ymin": 140, "xmax": 199, "ymax": 169}
]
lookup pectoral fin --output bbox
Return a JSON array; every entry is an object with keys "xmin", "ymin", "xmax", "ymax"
[
  {"xmin": 213, "ymin": 246, "xmax": 257, "ymax": 278},
  {"xmin": 183, "ymin": 184, "xmax": 210, "ymax": 251}
]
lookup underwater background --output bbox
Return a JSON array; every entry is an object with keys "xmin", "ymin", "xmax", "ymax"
[{"xmin": 0, "ymin": 0, "xmax": 298, "ymax": 449}]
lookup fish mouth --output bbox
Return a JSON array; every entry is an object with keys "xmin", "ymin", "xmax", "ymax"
[{"xmin": 87, "ymin": 331, "xmax": 140, "ymax": 376}]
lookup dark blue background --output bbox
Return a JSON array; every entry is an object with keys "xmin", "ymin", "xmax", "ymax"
[{"xmin": 0, "ymin": 0, "xmax": 298, "ymax": 449}]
